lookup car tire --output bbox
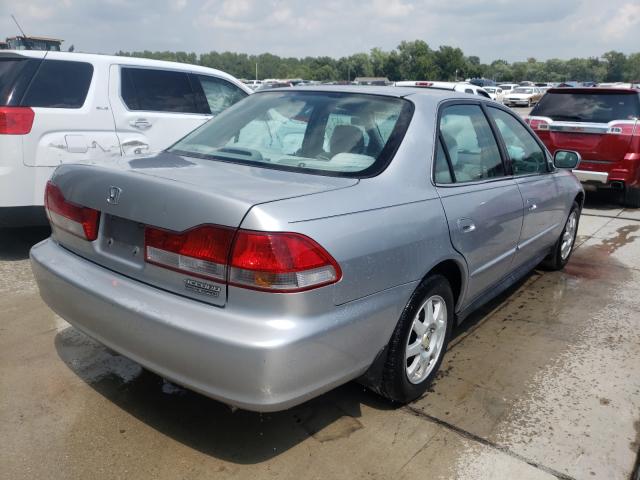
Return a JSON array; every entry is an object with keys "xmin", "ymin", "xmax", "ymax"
[
  {"xmin": 623, "ymin": 186, "xmax": 640, "ymax": 208},
  {"xmin": 378, "ymin": 274, "xmax": 454, "ymax": 404},
  {"xmin": 541, "ymin": 201, "xmax": 580, "ymax": 271}
]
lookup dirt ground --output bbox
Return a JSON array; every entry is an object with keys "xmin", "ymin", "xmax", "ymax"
[{"xmin": 1, "ymin": 191, "xmax": 639, "ymax": 480}]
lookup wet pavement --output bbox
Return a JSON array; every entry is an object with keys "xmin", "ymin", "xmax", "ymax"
[{"xmin": 1, "ymin": 193, "xmax": 639, "ymax": 480}]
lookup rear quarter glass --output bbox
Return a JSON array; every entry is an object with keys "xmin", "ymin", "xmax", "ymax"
[
  {"xmin": 0, "ymin": 56, "xmax": 41, "ymax": 106},
  {"xmin": 20, "ymin": 60, "xmax": 93, "ymax": 109}
]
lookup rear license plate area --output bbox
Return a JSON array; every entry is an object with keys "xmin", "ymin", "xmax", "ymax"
[{"xmin": 99, "ymin": 214, "xmax": 145, "ymax": 265}]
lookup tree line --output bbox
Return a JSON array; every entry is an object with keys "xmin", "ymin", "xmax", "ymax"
[{"xmin": 116, "ymin": 40, "xmax": 640, "ymax": 83}]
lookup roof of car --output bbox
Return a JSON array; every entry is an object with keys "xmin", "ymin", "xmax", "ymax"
[
  {"xmin": 256, "ymin": 85, "xmax": 473, "ymax": 100},
  {"xmin": 0, "ymin": 49, "xmax": 251, "ymax": 93}
]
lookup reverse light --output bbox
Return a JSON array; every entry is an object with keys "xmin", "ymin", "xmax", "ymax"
[
  {"xmin": 229, "ymin": 231, "xmax": 341, "ymax": 292},
  {"xmin": 0, "ymin": 106, "xmax": 34, "ymax": 135},
  {"xmin": 144, "ymin": 225, "xmax": 235, "ymax": 281},
  {"xmin": 45, "ymin": 182, "xmax": 100, "ymax": 241}
]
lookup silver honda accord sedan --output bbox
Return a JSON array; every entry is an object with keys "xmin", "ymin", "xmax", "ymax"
[{"xmin": 31, "ymin": 86, "xmax": 583, "ymax": 412}]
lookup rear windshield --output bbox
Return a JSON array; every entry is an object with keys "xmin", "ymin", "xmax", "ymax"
[
  {"xmin": 169, "ymin": 91, "xmax": 413, "ymax": 177},
  {"xmin": 0, "ymin": 56, "xmax": 40, "ymax": 106},
  {"xmin": 531, "ymin": 91, "xmax": 640, "ymax": 123},
  {"xmin": 513, "ymin": 88, "xmax": 533, "ymax": 94}
]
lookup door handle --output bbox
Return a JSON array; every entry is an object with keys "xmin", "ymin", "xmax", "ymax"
[
  {"xmin": 130, "ymin": 118, "xmax": 152, "ymax": 130},
  {"xmin": 457, "ymin": 218, "xmax": 476, "ymax": 233}
]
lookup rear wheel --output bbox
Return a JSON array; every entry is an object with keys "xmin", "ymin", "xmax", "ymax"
[
  {"xmin": 623, "ymin": 186, "xmax": 640, "ymax": 208},
  {"xmin": 541, "ymin": 201, "xmax": 580, "ymax": 270},
  {"xmin": 378, "ymin": 275, "xmax": 454, "ymax": 404}
]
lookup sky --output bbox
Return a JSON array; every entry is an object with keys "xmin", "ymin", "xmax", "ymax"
[{"xmin": 1, "ymin": 0, "xmax": 639, "ymax": 62}]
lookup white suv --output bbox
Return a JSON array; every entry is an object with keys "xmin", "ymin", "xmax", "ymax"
[
  {"xmin": 0, "ymin": 51, "xmax": 251, "ymax": 227},
  {"xmin": 394, "ymin": 81, "xmax": 492, "ymax": 99}
]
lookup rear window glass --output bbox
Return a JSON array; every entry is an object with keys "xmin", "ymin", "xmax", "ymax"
[
  {"xmin": 121, "ymin": 67, "xmax": 199, "ymax": 113},
  {"xmin": 0, "ymin": 57, "xmax": 40, "ymax": 106},
  {"xmin": 532, "ymin": 91, "xmax": 640, "ymax": 123},
  {"xmin": 169, "ymin": 91, "xmax": 413, "ymax": 177},
  {"xmin": 22, "ymin": 60, "xmax": 93, "ymax": 108}
]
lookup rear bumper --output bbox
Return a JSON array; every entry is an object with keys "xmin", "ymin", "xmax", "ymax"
[
  {"xmin": 573, "ymin": 170, "xmax": 609, "ymax": 184},
  {"xmin": 31, "ymin": 239, "xmax": 413, "ymax": 411}
]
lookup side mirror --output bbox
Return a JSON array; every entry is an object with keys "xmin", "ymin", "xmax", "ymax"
[{"xmin": 554, "ymin": 150, "xmax": 581, "ymax": 169}]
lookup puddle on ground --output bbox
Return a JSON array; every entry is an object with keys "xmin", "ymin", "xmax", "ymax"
[{"xmin": 600, "ymin": 225, "xmax": 639, "ymax": 254}]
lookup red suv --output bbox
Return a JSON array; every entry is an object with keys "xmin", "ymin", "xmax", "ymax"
[{"xmin": 527, "ymin": 88, "xmax": 640, "ymax": 207}]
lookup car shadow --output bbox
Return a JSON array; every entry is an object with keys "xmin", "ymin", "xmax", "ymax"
[
  {"xmin": 0, "ymin": 227, "xmax": 50, "ymax": 261},
  {"xmin": 583, "ymin": 189, "xmax": 623, "ymax": 210},
  {"xmin": 52, "ymin": 268, "xmax": 535, "ymax": 464}
]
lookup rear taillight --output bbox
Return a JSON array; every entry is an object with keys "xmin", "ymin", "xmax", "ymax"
[
  {"xmin": 0, "ymin": 106, "xmax": 34, "ymax": 135},
  {"xmin": 45, "ymin": 182, "xmax": 100, "ymax": 241},
  {"xmin": 145, "ymin": 225, "xmax": 235, "ymax": 282},
  {"xmin": 143, "ymin": 225, "xmax": 341, "ymax": 292},
  {"xmin": 229, "ymin": 231, "xmax": 341, "ymax": 292},
  {"xmin": 607, "ymin": 123, "xmax": 636, "ymax": 135},
  {"xmin": 527, "ymin": 117, "xmax": 550, "ymax": 131}
]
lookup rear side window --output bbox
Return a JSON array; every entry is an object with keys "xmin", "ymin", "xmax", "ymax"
[
  {"xmin": 121, "ymin": 67, "xmax": 199, "ymax": 113},
  {"xmin": 21, "ymin": 60, "xmax": 93, "ymax": 108},
  {"xmin": 532, "ymin": 91, "xmax": 640, "ymax": 123},
  {"xmin": 195, "ymin": 75, "xmax": 247, "ymax": 115},
  {"xmin": 439, "ymin": 104, "xmax": 504, "ymax": 182},
  {"xmin": 0, "ymin": 56, "xmax": 40, "ymax": 106}
]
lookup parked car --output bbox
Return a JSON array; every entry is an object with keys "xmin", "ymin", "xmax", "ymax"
[
  {"xmin": 243, "ymin": 80, "xmax": 263, "ymax": 90},
  {"xmin": 31, "ymin": 86, "xmax": 583, "ymax": 412},
  {"xmin": 483, "ymin": 86, "xmax": 504, "ymax": 103},
  {"xmin": 394, "ymin": 81, "xmax": 491, "ymax": 99},
  {"xmin": 255, "ymin": 82, "xmax": 293, "ymax": 91},
  {"xmin": 497, "ymin": 83, "xmax": 519, "ymax": 95},
  {"xmin": 503, "ymin": 86, "xmax": 544, "ymax": 107},
  {"xmin": 0, "ymin": 50, "xmax": 251, "ymax": 227},
  {"xmin": 527, "ymin": 87, "xmax": 640, "ymax": 207}
]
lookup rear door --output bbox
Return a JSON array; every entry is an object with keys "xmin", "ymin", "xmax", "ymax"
[
  {"xmin": 434, "ymin": 102, "xmax": 524, "ymax": 304},
  {"xmin": 21, "ymin": 57, "xmax": 120, "ymax": 167},
  {"xmin": 109, "ymin": 65, "xmax": 209, "ymax": 155},
  {"xmin": 487, "ymin": 106, "xmax": 564, "ymax": 266},
  {"xmin": 108, "ymin": 66, "xmax": 248, "ymax": 156}
]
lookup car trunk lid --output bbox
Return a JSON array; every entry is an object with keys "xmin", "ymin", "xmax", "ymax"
[{"xmin": 49, "ymin": 152, "xmax": 358, "ymax": 306}]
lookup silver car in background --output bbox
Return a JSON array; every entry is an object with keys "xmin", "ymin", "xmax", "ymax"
[{"xmin": 31, "ymin": 87, "xmax": 583, "ymax": 411}]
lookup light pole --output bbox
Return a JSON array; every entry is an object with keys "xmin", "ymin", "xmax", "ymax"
[{"xmin": 255, "ymin": 62, "xmax": 258, "ymax": 81}]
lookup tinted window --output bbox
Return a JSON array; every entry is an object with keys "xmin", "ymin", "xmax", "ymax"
[
  {"xmin": 121, "ymin": 67, "xmax": 198, "ymax": 113},
  {"xmin": 195, "ymin": 75, "xmax": 247, "ymax": 115},
  {"xmin": 169, "ymin": 91, "xmax": 413, "ymax": 177},
  {"xmin": 439, "ymin": 104, "xmax": 504, "ymax": 182},
  {"xmin": 0, "ymin": 56, "xmax": 40, "ymax": 106},
  {"xmin": 22, "ymin": 60, "xmax": 93, "ymax": 108},
  {"xmin": 531, "ymin": 91, "xmax": 640, "ymax": 123},
  {"xmin": 489, "ymin": 107, "xmax": 548, "ymax": 175},
  {"xmin": 434, "ymin": 138, "xmax": 453, "ymax": 184}
]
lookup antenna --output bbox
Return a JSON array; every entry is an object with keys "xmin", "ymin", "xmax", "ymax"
[{"xmin": 11, "ymin": 14, "xmax": 27, "ymax": 38}]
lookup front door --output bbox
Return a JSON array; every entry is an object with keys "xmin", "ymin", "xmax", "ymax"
[
  {"xmin": 434, "ymin": 103, "xmax": 524, "ymax": 304},
  {"xmin": 487, "ymin": 106, "xmax": 564, "ymax": 267}
]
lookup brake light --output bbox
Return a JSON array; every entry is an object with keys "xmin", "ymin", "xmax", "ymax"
[
  {"xmin": 0, "ymin": 106, "xmax": 34, "ymax": 135},
  {"xmin": 527, "ymin": 117, "xmax": 550, "ymax": 131},
  {"xmin": 415, "ymin": 82, "xmax": 433, "ymax": 87},
  {"xmin": 44, "ymin": 182, "xmax": 100, "ymax": 241},
  {"xmin": 145, "ymin": 225, "xmax": 234, "ymax": 281},
  {"xmin": 143, "ymin": 226, "xmax": 341, "ymax": 292},
  {"xmin": 607, "ymin": 123, "xmax": 636, "ymax": 135},
  {"xmin": 229, "ymin": 231, "xmax": 341, "ymax": 292}
]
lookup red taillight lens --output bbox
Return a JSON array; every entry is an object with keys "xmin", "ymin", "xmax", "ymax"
[
  {"xmin": 44, "ymin": 182, "xmax": 100, "ymax": 241},
  {"xmin": 527, "ymin": 117, "xmax": 550, "ymax": 131},
  {"xmin": 229, "ymin": 231, "xmax": 341, "ymax": 292},
  {"xmin": 144, "ymin": 225, "xmax": 235, "ymax": 281},
  {"xmin": 0, "ymin": 107, "xmax": 34, "ymax": 135},
  {"xmin": 607, "ymin": 123, "xmax": 636, "ymax": 135}
]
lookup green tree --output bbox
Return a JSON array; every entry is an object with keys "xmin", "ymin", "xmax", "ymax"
[{"xmin": 603, "ymin": 51, "xmax": 627, "ymax": 82}]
